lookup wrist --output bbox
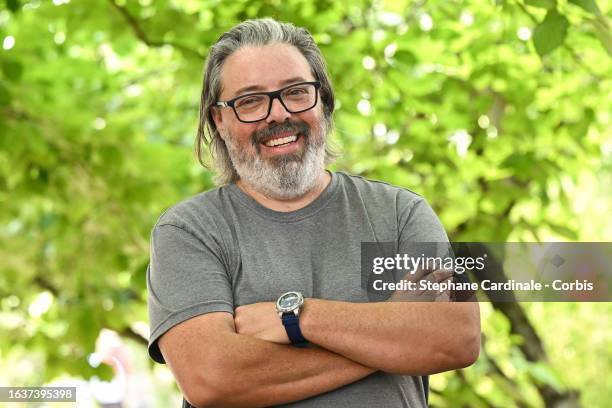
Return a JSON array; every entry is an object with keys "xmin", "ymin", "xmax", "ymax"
[{"xmin": 299, "ymin": 298, "xmax": 319, "ymax": 341}]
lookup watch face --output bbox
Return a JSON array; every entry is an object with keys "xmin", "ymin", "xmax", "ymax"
[
  {"xmin": 276, "ymin": 291, "xmax": 303, "ymax": 312},
  {"xmin": 279, "ymin": 293, "xmax": 299, "ymax": 309}
]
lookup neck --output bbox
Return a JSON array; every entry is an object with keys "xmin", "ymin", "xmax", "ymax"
[{"xmin": 236, "ymin": 170, "xmax": 331, "ymax": 212}]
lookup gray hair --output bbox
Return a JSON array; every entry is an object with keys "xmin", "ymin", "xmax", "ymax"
[{"xmin": 195, "ymin": 18, "xmax": 337, "ymax": 185}]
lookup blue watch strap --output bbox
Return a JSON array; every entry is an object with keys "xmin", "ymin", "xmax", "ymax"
[{"xmin": 281, "ymin": 313, "xmax": 308, "ymax": 347}]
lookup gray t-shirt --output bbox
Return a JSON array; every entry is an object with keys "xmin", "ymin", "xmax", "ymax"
[{"xmin": 147, "ymin": 171, "xmax": 449, "ymax": 407}]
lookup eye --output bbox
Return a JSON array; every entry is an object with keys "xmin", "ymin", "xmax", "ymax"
[
  {"xmin": 287, "ymin": 87, "xmax": 308, "ymax": 96},
  {"xmin": 236, "ymin": 95, "xmax": 265, "ymax": 108}
]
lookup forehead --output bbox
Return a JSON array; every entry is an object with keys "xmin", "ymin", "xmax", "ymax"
[{"xmin": 219, "ymin": 43, "xmax": 314, "ymax": 98}]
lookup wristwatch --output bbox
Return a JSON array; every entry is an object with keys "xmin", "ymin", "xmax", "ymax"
[{"xmin": 276, "ymin": 291, "xmax": 308, "ymax": 347}]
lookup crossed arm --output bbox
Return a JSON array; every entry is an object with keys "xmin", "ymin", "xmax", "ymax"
[
  {"xmin": 159, "ymin": 293, "xmax": 480, "ymax": 407},
  {"xmin": 159, "ymin": 312, "xmax": 375, "ymax": 408}
]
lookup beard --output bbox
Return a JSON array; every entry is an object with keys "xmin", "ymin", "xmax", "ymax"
[{"xmin": 223, "ymin": 119, "xmax": 327, "ymax": 200}]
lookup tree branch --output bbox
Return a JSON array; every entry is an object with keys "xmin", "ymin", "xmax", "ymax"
[
  {"xmin": 461, "ymin": 245, "xmax": 581, "ymax": 408},
  {"xmin": 107, "ymin": 0, "xmax": 206, "ymax": 60}
]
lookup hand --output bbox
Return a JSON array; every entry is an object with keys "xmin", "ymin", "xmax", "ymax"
[
  {"xmin": 389, "ymin": 268, "xmax": 454, "ymax": 302},
  {"xmin": 432, "ymin": 269, "xmax": 454, "ymax": 302},
  {"xmin": 234, "ymin": 302, "xmax": 291, "ymax": 344}
]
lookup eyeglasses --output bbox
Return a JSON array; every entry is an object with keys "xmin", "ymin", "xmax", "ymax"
[{"xmin": 215, "ymin": 81, "xmax": 321, "ymax": 123}]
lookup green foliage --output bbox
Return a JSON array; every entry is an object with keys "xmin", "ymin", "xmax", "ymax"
[
  {"xmin": 526, "ymin": 0, "xmax": 557, "ymax": 10},
  {"xmin": 533, "ymin": 9, "xmax": 569, "ymax": 56},
  {"xmin": 569, "ymin": 0, "xmax": 602, "ymax": 15},
  {"xmin": 0, "ymin": 0, "xmax": 610, "ymax": 406}
]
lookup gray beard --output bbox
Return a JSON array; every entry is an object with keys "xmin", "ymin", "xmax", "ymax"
[{"xmin": 224, "ymin": 130, "xmax": 326, "ymax": 200}]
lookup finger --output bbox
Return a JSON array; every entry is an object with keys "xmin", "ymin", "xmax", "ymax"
[
  {"xmin": 435, "ymin": 276, "xmax": 455, "ymax": 302},
  {"xmin": 433, "ymin": 268, "xmax": 453, "ymax": 282}
]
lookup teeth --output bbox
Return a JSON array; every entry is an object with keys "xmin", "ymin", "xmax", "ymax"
[{"xmin": 264, "ymin": 135, "xmax": 297, "ymax": 147}]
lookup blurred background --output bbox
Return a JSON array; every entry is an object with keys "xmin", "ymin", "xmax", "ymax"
[{"xmin": 0, "ymin": 0, "xmax": 610, "ymax": 407}]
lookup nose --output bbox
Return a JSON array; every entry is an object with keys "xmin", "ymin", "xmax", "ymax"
[{"xmin": 265, "ymin": 96, "xmax": 291, "ymax": 124}]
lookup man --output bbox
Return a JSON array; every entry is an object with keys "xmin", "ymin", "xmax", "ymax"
[{"xmin": 147, "ymin": 18, "xmax": 480, "ymax": 408}]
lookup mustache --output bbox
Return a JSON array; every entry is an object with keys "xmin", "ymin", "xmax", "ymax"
[{"xmin": 251, "ymin": 120, "xmax": 310, "ymax": 146}]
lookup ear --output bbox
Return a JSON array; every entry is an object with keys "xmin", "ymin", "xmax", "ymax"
[{"xmin": 212, "ymin": 107, "xmax": 224, "ymax": 136}]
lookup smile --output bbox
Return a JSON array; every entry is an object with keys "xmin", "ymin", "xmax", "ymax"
[{"xmin": 263, "ymin": 134, "xmax": 298, "ymax": 147}]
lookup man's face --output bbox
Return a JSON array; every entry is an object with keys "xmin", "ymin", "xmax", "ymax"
[{"xmin": 212, "ymin": 43, "xmax": 328, "ymax": 199}]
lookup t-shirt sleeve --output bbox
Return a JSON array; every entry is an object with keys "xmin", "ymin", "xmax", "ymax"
[
  {"xmin": 147, "ymin": 223, "xmax": 234, "ymax": 364},
  {"xmin": 397, "ymin": 196, "xmax": 452, "ymax": 275},
  {"xmin": 398, "ymin": 197, "xmax": 449, "ymax": 246},
  {"xmin": 397, "ymin": 196, "xmax": 474, "ymax": 299}
]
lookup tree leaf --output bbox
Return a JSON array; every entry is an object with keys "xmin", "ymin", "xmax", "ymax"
[
  {"xmin": 591, "ymin": 17, "xmax": 612, "ymax": 56},
  {"xmin": 2, "ymin": 59, "xmax": 23, "ymax": 82},
  {"xmin": 533, "ymin": 10, "xmax": 569, "ymax": 57},
  {"xmin": 4, "ymin": 0, "xmax": 20, "ymax": 13},
  {"xmin": 0, "ymin": 82, "xmax": 11, "ymax": 106},
  {"xmin": 568, "ymin": 0, "xmax": 601, "ymax": 15},
  {"xmin": 393, "ymin": 50, "xmax": 418, "ymax": 66},
  {"xmin": 525, "ymin": 0, "xmax": 556, "ymax": 9}
]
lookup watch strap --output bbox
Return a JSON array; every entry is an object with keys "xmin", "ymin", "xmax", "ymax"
[{"xmin": 281, "ymin": 312, "xmax": 308, "ymax": 347}]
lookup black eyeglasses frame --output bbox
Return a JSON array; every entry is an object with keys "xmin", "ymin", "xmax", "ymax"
[{"xmin": 214, "ymin": 81, "xmax": 322, "ymax": 123}]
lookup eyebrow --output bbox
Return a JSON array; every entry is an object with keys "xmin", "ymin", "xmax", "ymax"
[{"xmin": 231, "ymin": 77, "xmax": 309, "ymax": 98}]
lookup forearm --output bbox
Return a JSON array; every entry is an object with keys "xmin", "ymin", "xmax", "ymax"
[
  {"xmin": 300, "ymin": 299, "xmax": 480, "ymax": 375},
  {"xmin": 191, "ymin": 332, "xmax": 375, "ymax": 407}
]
